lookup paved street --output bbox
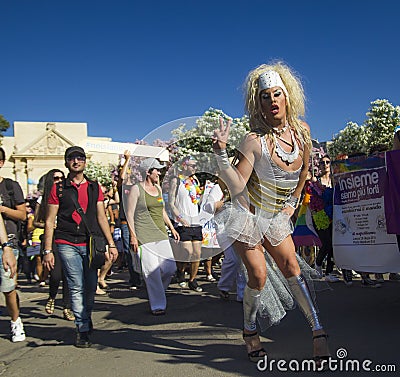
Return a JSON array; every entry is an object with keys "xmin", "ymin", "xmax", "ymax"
[{"xmin": 0, "ymin": 270, "xmax": 399, "ymax": 377}]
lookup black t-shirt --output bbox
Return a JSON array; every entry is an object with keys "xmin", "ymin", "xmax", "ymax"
[
  {"xmin": 0, "ymin": 178, "xmax": 25, "ymax": 237},
  {"xmin": 118, "ymin": 184, "xmax": 133, "ymax": 222}
]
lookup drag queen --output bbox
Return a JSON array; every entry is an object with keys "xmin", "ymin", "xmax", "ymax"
[{"xmin": 213, "ymin": 62, "xmax": 330, "ymax": 364}]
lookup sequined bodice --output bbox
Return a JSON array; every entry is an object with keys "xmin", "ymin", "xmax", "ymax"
[{"xmin": 247, "ymin": 136, "xmax": 302, "ymax": 213}]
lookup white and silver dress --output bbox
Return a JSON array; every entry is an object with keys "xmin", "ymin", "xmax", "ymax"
[{"xmin": 215, "ymin": 133, "xmax": 323, "ymax": 331}]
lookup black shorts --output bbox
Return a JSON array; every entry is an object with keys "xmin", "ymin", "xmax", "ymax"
[{"xmin": 175, "ymin": 226, "xmax": 203, "ymax": 242}]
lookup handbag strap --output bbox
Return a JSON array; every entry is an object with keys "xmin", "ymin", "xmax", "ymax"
[{"xmin": 70, "ymin": 193, "xmax": 93, "ymax": 236}]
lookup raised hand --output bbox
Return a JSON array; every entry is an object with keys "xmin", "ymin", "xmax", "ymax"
[{"xmin": 213, "ymin": 117, "xmax": 232, "ymax": 151}]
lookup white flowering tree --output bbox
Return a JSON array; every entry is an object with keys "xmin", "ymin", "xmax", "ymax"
[
  {"xmin": 328, "ymin": 99, "xmax": 400, "ymax": 158},
  {"xmin": 85, "ymin": 161, "xmax": 114, "ymax": 188},
  {"xmin": 364, "ymin": 99, "xmax": 400, "ymax": 151},
  {"xmin": 171, "ymin": 107, "xmax": 250, "ymax": 168},
  {"xmin": 327, "ymin": 121, "xmax": 369, "ymax": 158}
]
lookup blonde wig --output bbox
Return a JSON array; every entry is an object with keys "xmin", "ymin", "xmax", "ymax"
[{"xmin": 244, "ymin": 61, "xmax": 311, "ymax": 150}]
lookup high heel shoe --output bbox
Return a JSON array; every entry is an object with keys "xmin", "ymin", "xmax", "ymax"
[
  {"xmin": 313, "ymin": 333, "xmax": 331, "ymax": 371},
  {"xmin": 243, "ymin": 331, "xmax": 266, "ymax": 362},
  {"xmin": 63, "ymin": 308, "xmax": 75, "ymax": 321},
  {"xmin": 45, "ymin": 298, "xmax": 55, "ymax": 314}
]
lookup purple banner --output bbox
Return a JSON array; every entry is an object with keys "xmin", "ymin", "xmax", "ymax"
[{"xmin": 334, "ymin": 167, "xmax": 385, "ymax": 205}]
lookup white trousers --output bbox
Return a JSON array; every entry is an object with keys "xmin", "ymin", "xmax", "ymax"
[
  {"xmin": 140, "ymin": 239, "xmax": 176, "ymax": 311},
  {"xmin": 217, "ymin": 244, "xmax": 246, "ymax": 301}
]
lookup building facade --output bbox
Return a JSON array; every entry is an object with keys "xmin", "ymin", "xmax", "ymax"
[{"xmin": 1, "ymin": 121, "xmax": 168, "ymax": 196}]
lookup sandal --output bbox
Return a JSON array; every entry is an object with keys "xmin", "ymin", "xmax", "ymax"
[
  {"xmin": 63, "ymin": 308, "xmax": 75, "ymax": 321},
  {"xmin": 313, "ymin": 333, "xmax": 331, "ymax": 370},
  {"xmin": 219, "ymin": 290, "xmax": 230, "ymax": 300},
  {"xmin": 243, "ymin": 331, "xmax": 266, "ymax": 362},
  {"xmin": 45, "ymin": 298, "xmax": 55, "ymax": 314},
  {"xmin": 151, "ymin": 309, "xmax": 166, "ymax": 316},
  {"xmin": 98, "ymin": 280, "xmax": 108, "ymax": 289}
]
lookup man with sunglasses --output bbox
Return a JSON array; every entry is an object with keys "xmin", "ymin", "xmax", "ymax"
[{"xmin": 43, "ymin": 146, "xmax": 118, "ymax": 348}]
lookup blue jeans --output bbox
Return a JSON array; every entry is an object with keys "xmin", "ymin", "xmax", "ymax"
[
  {"xmin": 121, "ymin": 223, "xmax": 141, "ymax": 285},
  {"xmin": 57, "ymin": 244, "xmax": 97, "ymax": 332}
]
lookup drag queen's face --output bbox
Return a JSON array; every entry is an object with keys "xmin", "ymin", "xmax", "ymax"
[{"xmin": 260, "ymin": 86, "xmax": 287, "ymax": 124}]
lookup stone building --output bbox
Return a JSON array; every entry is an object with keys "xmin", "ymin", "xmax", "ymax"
[{"xmin": 1, "ymin": 121, "xmax": 168, "ymax": 196}]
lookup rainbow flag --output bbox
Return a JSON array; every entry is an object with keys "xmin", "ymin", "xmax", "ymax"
[{"xmin": 292, "ymin": 193, "xmax": 322, "ymax": 247}]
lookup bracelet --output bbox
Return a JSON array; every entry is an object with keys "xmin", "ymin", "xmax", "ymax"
[
  {"xmin": 215, "ymin": 149, "xmax": 231, "ymax": 170},
  {"xmin": 110, "ymin": 221, "xmax": 116, "ymax": 225},
  {"xmin": 2, "ymin": 242, "xmax": 13, "ymax": 249},
  {"xmin": 109, "ymin": 244, "xmax": 116, "ymax": 248},
  {"xmin": 286, "ymin": 195, "xmax": 300, "ymax": 209}
]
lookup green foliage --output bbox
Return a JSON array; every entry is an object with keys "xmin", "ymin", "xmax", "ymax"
[
  {"xmin": 328, "ymin": 99, "xmax": 400, "ymax": 158},
  {"xmin": 85, "ymin": 161, "xmax": 113, "ymax": 188},
  {"xmin": 0, "ymin": 115, "xmax": 10, "ymax": 144}
]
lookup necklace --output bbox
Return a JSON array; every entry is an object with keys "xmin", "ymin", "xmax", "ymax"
[
  {"xmin": 179, "ymin": 175, "xmax": 202, "ymax": 204},
  {"xmin": 271, "ymin": 123, "xmax": 288, "ymax": 136},
  {"xmin": 274, "ymin": 131, "xmax": 299, "ymax": 164},
  {"xmin": 73, "ymin": 177, "xmax": 85, "ymax": 188}
]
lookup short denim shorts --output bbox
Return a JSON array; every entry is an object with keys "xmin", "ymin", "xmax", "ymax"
[{"xmin": 0, "ymin": 247, "xmax": 19, "ymax": 293}]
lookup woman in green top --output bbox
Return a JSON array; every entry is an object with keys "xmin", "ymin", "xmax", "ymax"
[{"xmin": 126, "ymin": 158, "xmax": 179, "ymax": 315}]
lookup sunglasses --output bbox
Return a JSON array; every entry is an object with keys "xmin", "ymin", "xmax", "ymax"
[
  {"xmin": 320, "ymin": 160, "xmax": 331, "ymax": 165},
  {"xmin": 66, "ymin": 155, "xmax": 86, "ymax": 162},
  {"xmin": 53, "ymin": 175, "xmax": 64, "ymax": 181}
]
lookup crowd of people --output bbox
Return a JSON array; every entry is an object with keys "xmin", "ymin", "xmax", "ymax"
[{"xmin": 1, "ymin": 61, "xmax": 400, "ymax": 368}]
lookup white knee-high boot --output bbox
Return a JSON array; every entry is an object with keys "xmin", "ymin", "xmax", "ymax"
[
  {"xmin": 287, "ymin": 274, "xmax": 323, "ymax": 331},
  {"xmin": 243, "ymin": 285, "xmax": 261, "ymax": 332}
]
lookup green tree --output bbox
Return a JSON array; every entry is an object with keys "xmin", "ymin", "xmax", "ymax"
[{"xmin": 0, "ymin": 115, "xmax": 10, "ymax": 144}]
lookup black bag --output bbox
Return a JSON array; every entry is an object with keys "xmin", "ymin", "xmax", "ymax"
[
  {"xmin": 88, "ymin": 234, "xmax": 107, "ymax": 269},
  {"xmin": 71, "ymin": 194, "xmax": 106, "ymax": 270}
]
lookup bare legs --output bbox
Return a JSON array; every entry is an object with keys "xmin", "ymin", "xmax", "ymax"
[
  {"xmin": 235, "ymin": 235, "xmax": 330, "ymax": 361},
  {"xmin": 175, "ymin": 240, "xmax": 202, "ymax": 284}
]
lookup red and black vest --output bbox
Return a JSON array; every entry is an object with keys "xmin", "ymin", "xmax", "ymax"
[{"xmin": 54, "ymin": 177, "xmax": 103, "ymax": 244}]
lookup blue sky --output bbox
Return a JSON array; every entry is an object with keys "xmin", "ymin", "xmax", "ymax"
[{"xmin": 2, "ymin": 0, "xmax": 400, "ymax": 144}]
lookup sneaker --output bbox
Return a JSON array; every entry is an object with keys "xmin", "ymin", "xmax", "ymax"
[
  {"xmin": 324, "ymin": 274, "xmax": 340, "ymax": 283},
  {"xmin": 342, "ymin": 269, "xmax": 353, "ymax": 286},
  {"xmin": 375, "ymin": 273, "xmax": 385, "ymax": 283},
  {"xmin": 188, "ymin": 279, "xmax": 203, "ymax": 292},
  {"xmin": 11, "ymin": 317, "xmax": 26, "ymax": 342},
  {"xmin": 315, "ymin": 264, "xmax": 323, "ymax": 278},
  {"xmin": 219, "ymin": 289, "xmax": 230, "ymax": 300},
  {"xmin": 389, "ymin": 273, "xmax": 400, "ymax": 281},
  {"xmin": 178, "ymin": 281, "xmax": 187, "ymax": 288},
  {"xmin": 33, "ymin": 274, "xmax": 40, "ymax": 282},
  {"xmin": 39, "ymin": 281, "xmax": 46, "ymax": 287},
  {"xmin": 75, "ymin": 330, "xmax": 91, "ymax": 348},
  {"xmin": 361, "ymin": 277, "xmax": 381, "ymax": 288},
  {"xmin": 206, "ymin": 274, "xmax": 216, "ymax": 282}
]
